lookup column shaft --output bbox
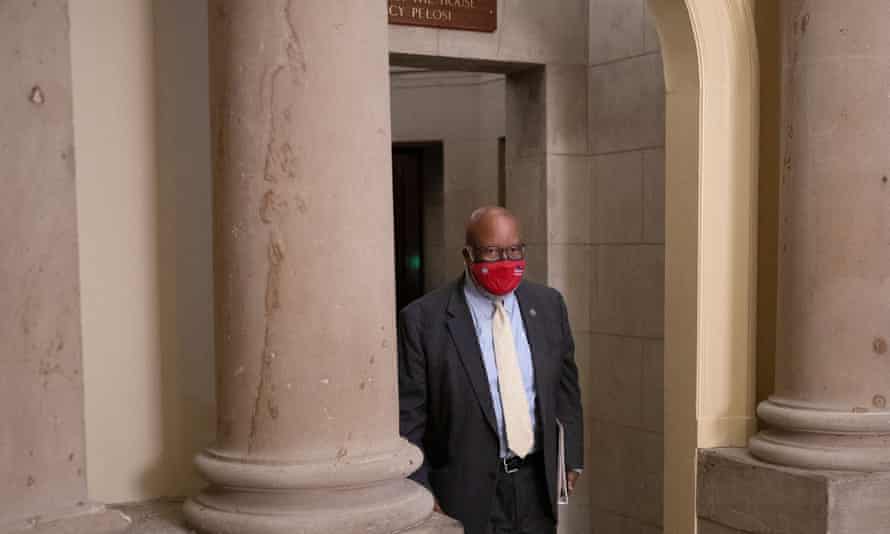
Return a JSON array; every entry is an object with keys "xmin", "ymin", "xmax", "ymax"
[
  {"xmin": 750, "ymin": 0, "xmax": 890, "ymax": 471},
  {"xmin": 184, "ymin": 2, "xmax": 432, "ymax": 532}
]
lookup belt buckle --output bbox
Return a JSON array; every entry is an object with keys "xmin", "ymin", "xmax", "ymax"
[{"xmin": 502, "ymin": 457, "xmax": 519, "ymax": 474}]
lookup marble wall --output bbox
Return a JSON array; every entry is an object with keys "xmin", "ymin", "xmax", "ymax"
[{"xmin": 584, "ymin": 0, "xmax": 666, "ymax": 532}]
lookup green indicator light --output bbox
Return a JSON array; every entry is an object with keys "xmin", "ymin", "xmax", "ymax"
[{"xmin": 407, "ymin": 255, "xmax": 422, "ymax": 271}]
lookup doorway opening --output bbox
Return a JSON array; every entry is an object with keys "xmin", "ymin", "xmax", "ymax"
[
  {"xmin": 392, "ymin": 141, "xmax": 442, "ymax": 311},
  {"xmin": 389, "ymin": 66, "xmax": 508, "ymax": 306}
]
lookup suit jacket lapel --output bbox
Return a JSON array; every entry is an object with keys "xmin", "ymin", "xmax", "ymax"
[{"xmin": 446, "ymin": 279, "xmax": 499, "ymax": 436}]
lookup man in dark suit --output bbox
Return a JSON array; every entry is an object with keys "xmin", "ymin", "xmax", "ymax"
[{"xmin": 398, "ymin": 206, "xmax": 584, "ymax": 534}]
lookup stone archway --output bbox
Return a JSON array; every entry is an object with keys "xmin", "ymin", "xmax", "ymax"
[{"xmin": 647, "ymin": 1, "xmax": 759, "ymax": 532}]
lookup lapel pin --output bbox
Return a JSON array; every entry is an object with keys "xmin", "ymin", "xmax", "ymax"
[{"xmin": 530, "ymin": 308, "xmax": 537, "ymax": 317}]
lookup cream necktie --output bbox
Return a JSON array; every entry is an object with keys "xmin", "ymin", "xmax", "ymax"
[{"xmin": 492, "ymin": 300, "xmax": 534, "ymax": 458}]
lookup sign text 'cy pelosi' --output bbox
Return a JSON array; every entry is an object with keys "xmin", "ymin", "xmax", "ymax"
[{"xmin": 388, "ymin": 0, "xmax": 497, "ymax": 33}]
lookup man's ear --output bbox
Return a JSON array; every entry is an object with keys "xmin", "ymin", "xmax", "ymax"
[{"xmin": 461, "ymin": 247, "xmax": 472, "ymax": 265}]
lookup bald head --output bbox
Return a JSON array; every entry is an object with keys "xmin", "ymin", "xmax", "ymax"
[{"xmin": 464, "ymin": 206, "xmax": 521, "ymax": 248}]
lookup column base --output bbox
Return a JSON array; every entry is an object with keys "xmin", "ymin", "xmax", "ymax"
[
  {"xmin": 184, "ymin": 478, "xmax": 433, "ymax": 534},
  {"xmin": 184, "ymin": 438, "xmax": 438, "ymax": 533},
  {"xmin": 750, "ymin": 398, "xmax": 890, "ymax": 471},
  {"xmin": 698, "ymin": 448, "xmax": 890, "ymax": 534}
]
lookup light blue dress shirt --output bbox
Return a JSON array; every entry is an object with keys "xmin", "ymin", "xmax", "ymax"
[{"xmin": 463, "ymin": 273, "xmax": 537, "ymax": 458}]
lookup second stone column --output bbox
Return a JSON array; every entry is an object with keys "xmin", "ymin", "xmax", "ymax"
[
  {"xmin": 749, "ymin": 0, "xmax": 890, "ymax": 472},
  {"xmin": 184, "ymin": 2, "xmax": 434, "ymax": 532}
]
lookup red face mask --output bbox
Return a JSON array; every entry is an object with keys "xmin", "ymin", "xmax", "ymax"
[{"xmin": 470, "ymin": 259, "xmax": 526, "ymax": 296}]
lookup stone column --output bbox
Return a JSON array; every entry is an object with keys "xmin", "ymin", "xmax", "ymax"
[
  {"xmin": 183, "ymin": 2, "xmax": 444, "ymax": 533},
  {"xmin": 749, "ymin": 0, "xmax": 890, "ymax": 472}
]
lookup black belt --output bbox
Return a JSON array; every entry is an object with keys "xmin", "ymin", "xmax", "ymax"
[{"xmin": 500, "ymin": 452, "xmax": 541, "ymax": 474}]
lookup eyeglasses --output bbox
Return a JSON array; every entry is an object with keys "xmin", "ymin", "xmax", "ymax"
[{"xmin": 467, "ymin": 243, "xmax": 526, "ymax": 262}]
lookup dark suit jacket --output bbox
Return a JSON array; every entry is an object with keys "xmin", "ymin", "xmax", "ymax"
[{"xmin": 398, "ymin": 276, "xmax": 584, "ymax": 533}]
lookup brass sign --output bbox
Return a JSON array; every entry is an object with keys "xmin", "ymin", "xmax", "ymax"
[{"xmin": 388, "ymin": 0, "xmax": 497, "ymax": 33}]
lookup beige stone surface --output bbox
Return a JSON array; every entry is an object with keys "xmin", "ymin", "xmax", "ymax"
[
  {"xmin": 113, "ymin": 499, "xmax": 465, "ymax": 534},
  {"xmin": 443, "ymin": 139, "xmax": 499, "ymax": 197},
  {"xmin": 547, "ymin": 155, "xmax": 591, "ymax": 244},
  {"xmin": 698, "ymin": 449, "xmax": 826, "ymax": 534},
  {"xmin": 478, "ymin": 77, "xmax": 508, "ymax": 140},
  {"xmin": 588, "ymin": 420, "xmax": 663, "ymax": 527},
  {"xmin": 152, "ymin": 0, "xmax": 217, "ymax": 499},
  {"xmin": 506, "ymin": 155, "xmax": 547, "ymax": 244},
  {"xmin": 699, "ymin": 448, "xmax": 890, "ymax": 534},
  {"xmin": 115, "ymin": 499, "xmax": 189, "ymax": 534},
  {"xmin": 548, "ymin": 245, "xmax": 592, "ymax": 333},
  {"xmin": 505, "ymin": 66, "xmax": 549, "ymax": 282},
  {"xmin": 590, "ymin": 508, "xmax": 662, "ymax": 534},
  {"xmin": 556, "ymin": 500, "xmax": 590, "ymax": 534},
  {"xmin": 402, "ymin": 513, "xmax": 463, "ymax": 534},
  {"xmin": 388, "ymin": 25, "xmax": 439, "ymax": 58},
  {"xmin": 390, "ymin": 72, "xmax": 504, "ymax": 143},
  {"xmin": 467, "ymin": 0, "xmax": 588, "ymax": 65},
  {"xmin": 573, "ymin": 332, "xmax": 593, "ymax": 437},
  {"xmin": 588, "ymin": 0, "xmax": 646, "ymax": 65},
  {"xmin": 588, "ymin": 53, "xmax": 665, "ymax": 154},
  {"xmin": 7, "ymin": 508, "xmax": 131, "ymax": 534},
  {"xmin": 506, "ymin": 68, "xmax": 546, "ymax": 159},
  {"xmin": 204, "ymin": 0, "xmax": 404, "ymax": 462},
  {"xmin": 545, "ymin": 64, "xmax": 589, "ymax": 154},
  {"xmin": 0, "ymin": 0, "xmax": 88, "ymax": 527},
  {"xmin": 442, "ymin": 187, "xmax": 476, "ymax": 252},
  {"xmin": 653, "ymin": 0, "xmax": 701, "ymax": 517},
  {"xmin": 591, "ymin": 245, "xmax": 665, "ymax": 338},
  {"xmin": 588, "ymin": 335, "xmax": 644, "ymax": 426},
  {"xmin": 424, "ymin": 188, "xmax": 446, "ymax": 248},
  {"xmin": 585, "ymin": 5, "xmax": 667, "ymax": 533},
  {"xmin": 69, "ymin": 0, "xmax": 190, "ymax": 502},
  {"xmin": 392, "ymin": 84, "xmax": 480, "ymax": 142},
  {"xmin": 523, "ymin": 243, "xmax": 549, "ymax": 285},
  {"xmin": 697, "ymin": 519, "xmax": 747, "ymax": 534},
  {"xmin": 591, "ymin": 151, "xmax": 644, "ymax": 244},
  {"xmin": 642, "ymin": 2, "xmax": 661, "ymax": 55}
]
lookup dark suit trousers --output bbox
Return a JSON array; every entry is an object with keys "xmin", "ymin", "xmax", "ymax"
[{"xmin": 488, "ymin": 454, "xmax": 556, "ymax": 534}]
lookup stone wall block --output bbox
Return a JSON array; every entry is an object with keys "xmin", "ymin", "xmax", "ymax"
[
  {"xmin": 588, "ymin": 53, "xmax": 664, "ymax": 154},
  {"xmin": 548, "ymin": 244, "xmax": 592, "ymax": 334},
  {"xmin": 588, "ymin": 335, "xmax": 644, "ymax": 426},
  {"xmin": 545, "ymin": 64, "xmax": 589, "ymax": 154},
  {"xmin": 699, "ymin": 448, "xmax": 890, "ymax": 534},
  {"xmin": 591, "ymin": 151, "xmax": 644, "ymax": 244},
  {"xmin": 591, "ymin": 245, "xmax": 665, "ymax": 338},
  {"xmin": 547, "ymin": 155, "xmax": 592, "ymax": 244},
  {"xmin": 588, "ymin": 0, "xmax": 645, "ymax": 65}
]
